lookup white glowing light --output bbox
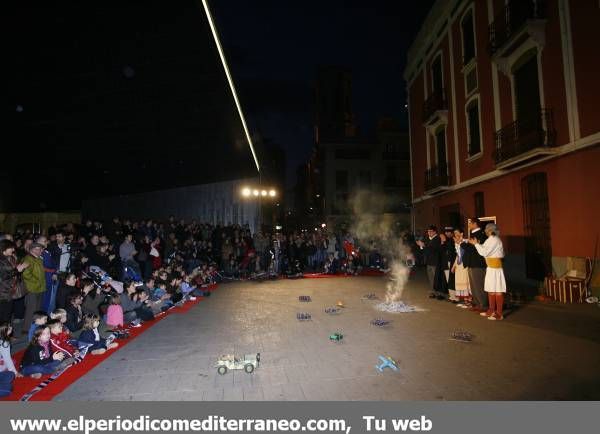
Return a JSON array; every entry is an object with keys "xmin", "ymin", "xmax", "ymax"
[
  {"xmin": 253, "ymin": 190, "xmax": 260, "ymax": 196},
  {"xmin": 261, "ymin": 190, "xmax": 267, "ymax": 197},
  {"xmin": 201, "ymin": 0, "xmax": 260, "ymax": 173},
  {"xmin": 241, "ymin": 187, "xmax": 251, "ymax": 197},
  {"xmin": 268, "ymin": 189, "xmax": 276, "ymax": 197},
  {"xmin": 321, "ymin": 223, "xmax": 326, "ymax": 228}
]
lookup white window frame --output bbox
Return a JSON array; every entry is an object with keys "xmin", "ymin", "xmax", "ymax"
[
  {"xmin": 433, "ymin": 125, "xmax": 449, "ymax": 171},
  {"xmin": 459, "ymin": 4, "xmax": 477, "ymax": 68},
  {"xmin": 465, "ymin": 93, "xmax": 483, "ymax": 161},
  {"xmin": 430, "ymin": 50, "xmax": 445, "ymax": 94}
]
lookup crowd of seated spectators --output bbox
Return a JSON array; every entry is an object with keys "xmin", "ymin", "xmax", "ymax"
[{"xmin": 0, "ymin": 216, "xmax": 403, "ymax": 391}]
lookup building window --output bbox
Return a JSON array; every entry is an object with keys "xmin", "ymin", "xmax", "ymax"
[
  {"xmin": 474, "ymin": 191, "xmax": 485, "ymax": 217},
  {"xmin": 358, "ymin": 170, "xmax": 371, "ymax": 188},
  {"xmin": 461, "ymin": 11, "xmax": 475, "ymax": 65},
  {"xmin": 466, "ymin": 99, "xmax": 481, "ymax": 157},
  {"xmin": 335, "ymin": 170, "xmax": 348, "ymax": 192}
]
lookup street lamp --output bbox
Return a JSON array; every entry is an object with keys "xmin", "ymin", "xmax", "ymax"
[{"xmin": 241, "ymin": 187, "xmax": 251, "ymax": 197}]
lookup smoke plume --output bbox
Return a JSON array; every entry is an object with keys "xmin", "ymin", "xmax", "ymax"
[{"xmin": 348, "ymin": 190, "xmax": 412, "ymax": 304}]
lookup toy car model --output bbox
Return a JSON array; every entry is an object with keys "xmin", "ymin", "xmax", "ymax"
[
  {"xmin": 299, "ymin": 295, "xmax": 312, "ymax": 302},
  {"xmin": 329, "ymin": 332, "xmax": 343, "ymax": 342},
  {"xmin": 215, "ymin": 353, "xmax": 260, "ymax": 375},
  {"xmin": 370, "ymin": 318, "xmax": 390, "ymax": 327},
  {"xmin": 450, "ymin": 330, "xmax": 474, "ymax": 342},
  {"xmin": 297, "ymin": 312, "xmax": 312, "ymax": 320},
  {"xmin": 325, "ymin": 307, "xmax": 341, "ymax": 314}
]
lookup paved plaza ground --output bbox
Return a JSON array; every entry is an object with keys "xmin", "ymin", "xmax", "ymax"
[{"xmin": 55, "ymin": 271, "xmax": 600, "ymax": 401}]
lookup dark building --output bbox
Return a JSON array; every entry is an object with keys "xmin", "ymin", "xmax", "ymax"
[
  {"xmin": 6, "ymin": 0, "xmax": 258, "ymax": 212},
  {"xmin": 314, "ymin": 67, "xmax": 358, "ymax": 144},
  {"xmin": 312, "ymin": 69, "xmax": 411, "ymax": 227}
]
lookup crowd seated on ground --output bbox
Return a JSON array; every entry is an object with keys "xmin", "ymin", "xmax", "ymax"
[{"xmin": 0, "ymin": 216, "xmax": 404, "ymax": 390}]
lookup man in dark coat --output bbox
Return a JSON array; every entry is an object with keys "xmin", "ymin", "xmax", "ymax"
[
  {"xmin": 417, "ymin": 225, "xmax": 443, "ymax": 298},
  {"xmin": 463, "ymin": 218, "xmax": 488, "ymax": 312}
]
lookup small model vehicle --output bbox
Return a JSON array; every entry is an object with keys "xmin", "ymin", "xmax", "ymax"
[
  {"xmin": 370, "ymin": 318, "xmax": 390, "ymax": 327},
  {"xmin": 215, "ymin": 353, "xmax": 260, "ymax": 375},
  {"xmin": 450, "ymin": 330, "xmax": 474, "ymax": 342},
  {"xmin": 299, "ymin": 295, "xmax": 312, "ymax": 302},
  {"xmin": 297, "ymin": 312, "xmax": 312, "ymax": 321},
  {"xmin": 329, "ymin": 332, "xmax": 343, "ymax": 342},
  {"xmin": 375, "ymin": 355, "xmax": 399, "ymax": 372},
  {"xmin": 325, "ymin": 306, "xmax": 341, "ymax": 314}
]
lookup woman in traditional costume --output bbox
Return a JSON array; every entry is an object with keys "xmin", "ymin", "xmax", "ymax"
[{"xmin": 469, "ymin": 223, "xmax": 506, "ymax": 321}]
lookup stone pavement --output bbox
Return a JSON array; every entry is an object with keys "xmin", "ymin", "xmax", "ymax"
[{"xmin": 54, "ymin": 271, "xmax": 600, "ymax": 401}]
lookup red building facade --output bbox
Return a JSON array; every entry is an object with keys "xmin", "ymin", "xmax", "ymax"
[{"xmin": 404, "ymin": 0, "xmax": 600, "ymax": 289}]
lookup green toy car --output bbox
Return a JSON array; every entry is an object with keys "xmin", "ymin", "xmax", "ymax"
[{"xmin": 329, "ymin": 332, "xmax": 344, "ymax": 342}]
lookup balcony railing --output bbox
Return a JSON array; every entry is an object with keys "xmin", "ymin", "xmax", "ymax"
[
  {"xmin": 489, "ymin": 0, "xmax": 547, "ymax": 55},
  {"xmin": 424, "ymin": 164, "xmax": 450, "ymax": 192},
  {"xmin": 493, "ymin": 109, "xmax": 556, "ymax": 165},
  {"xmin": 422, "ymin": 88, "xmax": 448, "ymax": 123}
]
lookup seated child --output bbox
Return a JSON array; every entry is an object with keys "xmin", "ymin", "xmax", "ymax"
[
  {"xmin": 65, "ymin": 292, "xmax": 84, "ymax": 333},
  {"xmin": 180, "ymin": 274, "xmax": 201, "ymax": 299},
  {"xmin": 0, "ymin": 322, "xmax": 21, "ymax": 397},
  {"xmin": 20, "ymin": 326, "xmax": 71, "ymax": 378},
  {"xmin": 150, "ymin": 282, "xmax": 173, "ymax": 312},
  {"xmin": 48, "ymin": 319, "xmax": 79, "ymax": 359},
  {"xmin": 105, "ymin": 295, "xmax": 124, "ymax": 329},
  {"xmin": 27, "ymin": 311, "xmax": 49, "ymax": 342},
  {"xmin": 78, "ymin": 314, "xmax": 119, "ymax": 355}
]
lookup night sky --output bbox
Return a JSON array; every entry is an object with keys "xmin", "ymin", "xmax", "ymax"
[
  {"xmin": 211, "ymin": 0, "xmax": 434, "ymax": 184},
  {"xmin": 5, "ymin": 0, "xmax": 434, "ymax": 211}
]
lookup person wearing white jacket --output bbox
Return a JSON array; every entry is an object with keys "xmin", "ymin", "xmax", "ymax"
[{"xmin": 469, "ymin": 223, "xmax": 507, "ymax": 321}]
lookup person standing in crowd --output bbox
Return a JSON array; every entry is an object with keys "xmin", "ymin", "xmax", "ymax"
[
  {"xmin": 416, "ymin": 225, "xmax": 443, "ymax": 299},
  {"xmin": 22, "ymin": 242, "xmax": 47, "ymax": 334},
  {"xmin": 443, "ymin": 226, "xmax": 457, "ymax": 302},
  {"xmin": 49, "ymin": 231, "xmax": 71, "ymax": 276},
  {"xmin": 452, "ymin": 228, "xmax": 471, "ymax": 308},
  {"xmin": 463, "ymin": 218, "xmax": 488, "ymax": 313},
  {"xmin": 119, "ymin": 233, "xmax": 140, "ymax": 279},
  {"xmin": 37, "ymin": 236, "xmax": 58, "ymax": 313},
  {"xmin": 0, "ymin": 240, "xmax": 29, "ymax": 324},
  {"xmin": 470, "ymin": 223, "xmax": 507, "ymax": 321}
]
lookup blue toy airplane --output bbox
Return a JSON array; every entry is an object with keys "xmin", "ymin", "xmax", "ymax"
[{"xmin": 375, "ymin": 355, "xmax": 399, "ymax": 372}]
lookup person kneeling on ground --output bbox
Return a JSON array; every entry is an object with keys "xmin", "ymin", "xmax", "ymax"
[{"xmin": 78, "ymin": 314, "xmax": 118, "ymax": 355}]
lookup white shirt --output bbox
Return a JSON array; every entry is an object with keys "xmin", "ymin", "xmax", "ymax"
[{"xmin": 474, "ymin": 235, "xmax": 504, "ymax": 259}]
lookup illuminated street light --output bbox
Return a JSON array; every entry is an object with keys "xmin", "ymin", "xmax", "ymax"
[
  {"xmin": 261, "ymin": 190, "xmax": 267, "ymax": 197},
  {"xmin": 253, "ymin": 189, "xmax": 260, "ymax": 196},
  {"xmin": 269, "ymin": 189, "xmax": 276, "ymax": 197},
  {"xmin": 241, "ymin": 187, "xmax": 251, "ymax": 197}
]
